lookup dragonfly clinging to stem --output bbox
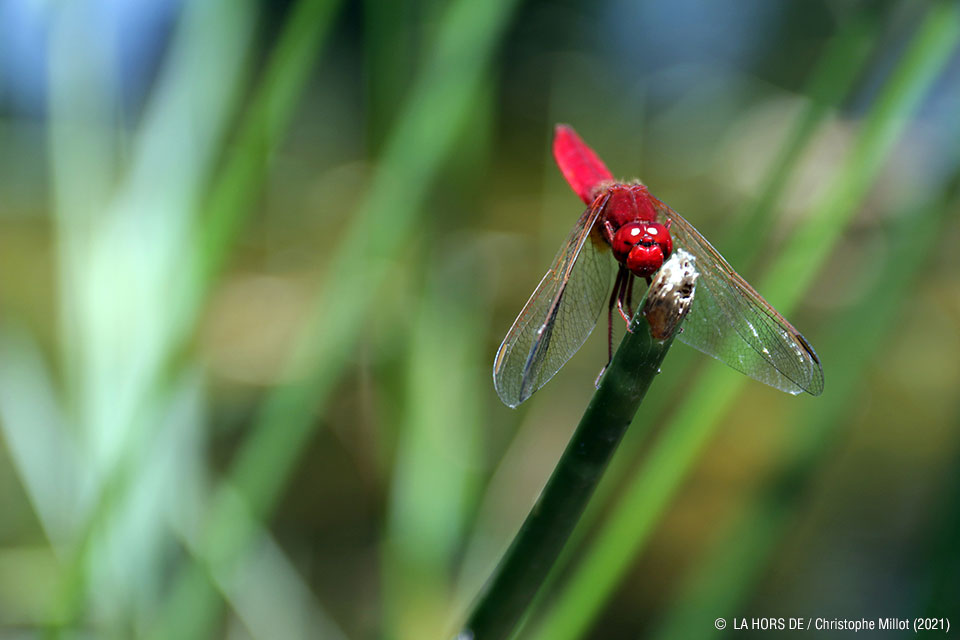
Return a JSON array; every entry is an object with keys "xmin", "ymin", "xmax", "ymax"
[{"xmin": 493, "ymin": 124, "xmax": 824, "ymax": 407}]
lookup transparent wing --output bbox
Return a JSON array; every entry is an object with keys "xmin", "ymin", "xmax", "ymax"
[
  {"xmin": 494, "ymin": 197, "xmax": 613, "ymax": 407},
  {"xmin": 652, "ymin": 198, "xmax": 824, "ymax": 396}
]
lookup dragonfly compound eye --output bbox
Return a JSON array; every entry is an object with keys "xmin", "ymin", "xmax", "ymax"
[
  {"xmin": 642, "ymin": 222, "xmax": 673, "ymax": 258},
  {"xmin": 626, "ymin": 241, "xmax": 664, "ymax": 277},
  {"xmin": 611, "ymin": 222, "xmax": 647, "ymax": 261}
]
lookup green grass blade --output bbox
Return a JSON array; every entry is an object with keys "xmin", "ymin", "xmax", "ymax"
[
  {"xmin": 186, "ymin": 0, "xmax": 344, "ymax": 314},
  {"xmin": 148, "ymin": 0, "xmax": 521, "ymax": 636},
  {"xmin": 43, "ymin": 0, "xmax": 256, "ymax": 631},
  {"xmin": 211, "ymin": 0, "xmax": 520, "ymax": 525},
  {"xmin": 763, "ymin": 2, "xmax": 960, "ymax": 309},
  {"xmin": 47, "ymin": 3, "xmax": 121, "ymax": 410},
  {"xmin": 653, "ymin": 169, "xmax": 960, "ymax": 639},
  {"xmin": 0, "ymin": 328, "xmax": 79, "ymax": 538},
  {"xmin": 363, "ymin": 0, "xmax": 418, "ymax": 152},
  {"xmin": 170, "ymin": 493, "xmax": 351, "ymax": 640},
  {"xmin": 722, "ymin": 14, "xmax": 874, "ymax": 264},
  {"xmin": 528, "ymin": 5, "xmax": 960, "ymax": 639},
  {"xmin": 382, "ymin": 251, "xmax": 488, "ymax": 639},
  {"xmin": 40, "ymin": 0, "xmax": 344, "ymax": 631}
]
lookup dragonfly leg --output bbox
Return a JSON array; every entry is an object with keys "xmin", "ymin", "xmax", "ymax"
[
  {"xmin": 615, "ymin": 267, "xmax": 632, "ymax": 328},
  {"xmin": 624, "ymin": 272, "xmax": 635, "ymax": 317},
  {"xmin": 598, "ymin": 267, "xmax": 628, "ymax": 387},
  {"xmin": 594, "ymin": 361, "xmax": 607, "ymax": 389},
  {"xmin": 602, "ymin": 219, "xmax": 617, "ymax": 245},
  {"xmin": 607, "ymin": 310, "xmax": 614, "ymax": 365},
  {"xmin": 606, "ymin": 268, "xmax": 625, "ymax": 360}
]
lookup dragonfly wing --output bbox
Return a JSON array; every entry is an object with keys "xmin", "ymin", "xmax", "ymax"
[
  {"xmin": 494, "ymin": 197, "xmax": 612, "ymax": 407},
  {"xmin": 652, "ymin": 199, "xmax": 824, "ymax": 396}
]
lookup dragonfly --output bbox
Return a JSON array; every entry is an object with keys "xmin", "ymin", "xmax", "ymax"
[{"xmin": 493, "ymin": 124, "xmax": 824, "ymax": 408}]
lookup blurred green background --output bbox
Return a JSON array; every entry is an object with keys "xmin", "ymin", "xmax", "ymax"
[{"xmin": 1, "ymin": 0, "xmax": 959, "ymax": 638}]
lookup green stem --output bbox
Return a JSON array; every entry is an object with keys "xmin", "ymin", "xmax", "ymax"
[{"xmin": 462, "ymin": 265, "xmax": 694, "ymax": 640}]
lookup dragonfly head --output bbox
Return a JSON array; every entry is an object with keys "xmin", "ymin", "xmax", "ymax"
[{"xmin": 611, "ymin": 221, "xmax": 673, "ymax": 277}]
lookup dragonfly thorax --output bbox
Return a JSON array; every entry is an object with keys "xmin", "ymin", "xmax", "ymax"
[{"xmin": 600, "ymin": 183, "xmax": 658, "ymax": 229}]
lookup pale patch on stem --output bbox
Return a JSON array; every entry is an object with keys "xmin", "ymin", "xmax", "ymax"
[{"xmin": 643, "ymin": 249, "xmax": 698, "ymax": 340}]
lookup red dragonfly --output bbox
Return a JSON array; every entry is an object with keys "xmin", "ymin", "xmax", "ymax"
[{"xmin": 493, "ymin": 124, "xmax": 824, "ymax": 408}]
